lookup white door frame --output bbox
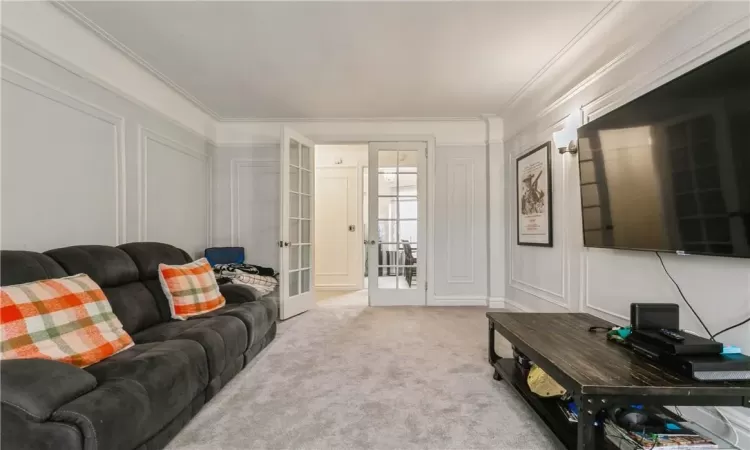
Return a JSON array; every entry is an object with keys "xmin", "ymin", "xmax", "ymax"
[
  {"xmin": 279, "ymin": 126, "xmax": 316, "ymax": 319},
  {"xmin": 308, "ymin": 134, "xmax": 435, "ymax": 305}
]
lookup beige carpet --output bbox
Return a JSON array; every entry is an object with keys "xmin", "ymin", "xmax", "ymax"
[{"xmin": 166, "ymin": 304, "xmax": 561, "ymax": 449}]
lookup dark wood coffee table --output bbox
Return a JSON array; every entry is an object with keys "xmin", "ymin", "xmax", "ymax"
[{"xmin": 487, "ymin": 312, "xmax": 750, "ymax": 450}]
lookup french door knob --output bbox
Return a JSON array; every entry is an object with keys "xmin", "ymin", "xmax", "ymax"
[{"xmin": 284, "ymin": 241, "xmax": 291, "ymax": 247}]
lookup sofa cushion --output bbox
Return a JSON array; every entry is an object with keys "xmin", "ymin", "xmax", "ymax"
[
  {"xmin": 132, "ymin": 316, "xmax": 246, "ymax": 379},
  {"xmin": 0, "ymin": 251, "xmax": 67, "ymax": 286},
  {"xmin": 192, "ymin": 296, "xmax": 277, "ymax": 348},
  {"xmin": 1, "ymin": 273, "xmax": 134, "ymax": 368},
  {"xmin": 45, "ymin": 246, "xmax": 162, "ymax": 334},
  {"xmin": 158, "ymin": 258, "xmax": 226, "ymax": 320},
  {"xmin": 44, "ymin": 246, "xmax": 140, "ymax": 288},
  {"xmin": 56, "ymin": 340, "xmax": 208, "ymax": 450}
]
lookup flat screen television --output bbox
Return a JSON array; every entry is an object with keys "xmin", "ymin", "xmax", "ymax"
[{"xmin": 577, "ymin": 42, "xmax": 750, "ymax": 258}]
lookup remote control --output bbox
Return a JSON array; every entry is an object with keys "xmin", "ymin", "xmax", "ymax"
[{"xmin": 659, "ymin": 328, "xmax": 685, "ymax": 342}]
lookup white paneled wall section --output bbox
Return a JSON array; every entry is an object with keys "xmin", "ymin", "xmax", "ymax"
[
  {"xmin": 433, "ymin": 145, "xmax": 488, "ymax": 305},
  {"xmin": 1, "ymin": 31, "xmax": 212, "ymax": 255}
]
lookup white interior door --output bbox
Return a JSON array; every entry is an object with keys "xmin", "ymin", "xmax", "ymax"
[
  {"xmin": 367, "ymin": 142, "xmax": 427, "ymax": 306},
  {"xmin": 279, "ymin": 127, "xmax": 316, "ymax": 319},
  {"xmin": 314, "ymin": 166, "xmax": 362, "ymax": 290}
]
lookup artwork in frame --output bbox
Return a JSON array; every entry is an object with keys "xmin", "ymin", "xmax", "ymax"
[{"xmin": 516, "ymin": 141, "xmax": 553, "ymax": 247}]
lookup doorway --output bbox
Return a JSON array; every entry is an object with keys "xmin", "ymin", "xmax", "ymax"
[{"xmin": 313, "ymin": 142, "xmax": 427, "ymax": 307}]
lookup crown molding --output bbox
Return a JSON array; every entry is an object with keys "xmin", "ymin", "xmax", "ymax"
[
  {"xmin": 219, "ymin": 116, "xmax": 485, "ymax": 123},
  {"xmin": 52, "ymin": 0, "xmax": 222, "ymax": 121},
  {"xmin": 533, "ymin": 1, "xmax": 701, "ymax": 122},
  {"xmin": 500, "ymin": 0, "xmax": 620, "ymax": 113}
]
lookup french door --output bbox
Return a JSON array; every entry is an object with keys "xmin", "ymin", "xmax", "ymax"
[
  {"xmin": 279, "ymin": 127, "xmax": 316, "ymax": 319},
  {"xmin": 367, "ymin": 142, "xmax": 427, "ymax": 306}
]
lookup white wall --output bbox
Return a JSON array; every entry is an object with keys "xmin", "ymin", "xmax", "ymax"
[
  {"xmin": 1, "ymin": 26, "xmax": 212, "ymax": 257},
  {"xmin": 500, "ymin": 2, "xmax": 750, "ymax": 444}
]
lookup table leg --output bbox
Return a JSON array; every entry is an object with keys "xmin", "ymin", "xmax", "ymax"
[
  {"xmin": 488, "ymin": 320, "xmax": 499, "ymax": 365},
  {"xmin": 576, "ymin": 396, "xmax": 596, "ymax": 450}
]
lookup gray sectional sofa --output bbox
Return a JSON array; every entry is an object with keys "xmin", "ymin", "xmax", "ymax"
[{"xmin": 0, "ymin": 242, "xmax": 277, "ymax": 450}]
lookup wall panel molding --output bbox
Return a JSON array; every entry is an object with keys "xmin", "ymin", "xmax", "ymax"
[
  {"xmin": 432, "ymin": 296, "xmax": 487, "ymax": 306},
  {"xmin": 138, "ymin": 126, "xmax": 210, "ymax": 246},
  {"xmin": 2, "ymin": 64, "xmax": 126, "ymax": 245},
  {"xmin": 446, "ymin": 158, "xmax": 475, "ymax": 284},
  {"xmin": 229, "ymin": 159, "xmax": 277, "ymax": 247}
]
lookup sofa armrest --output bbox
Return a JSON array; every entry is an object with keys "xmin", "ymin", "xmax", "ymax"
[
  {"xmin": 219, "ymin": 283, "xmax": 260, "ymax": 304},
  {"xmin": 1, "ymin": 359, "xmax": 97, "ymax": 422}
]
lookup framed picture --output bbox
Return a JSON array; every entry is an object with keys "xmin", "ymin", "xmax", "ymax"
[{"xmin": 516, "ymin": 141, "xmax": 553, "ymax": 247}]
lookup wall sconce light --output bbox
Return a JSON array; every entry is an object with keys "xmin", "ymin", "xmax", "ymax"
[{"xmin": 553, "ymin": 124, "xmax": 579, "ymax": 155}]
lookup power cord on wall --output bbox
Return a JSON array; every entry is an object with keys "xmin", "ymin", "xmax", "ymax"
[
  {"xmin": 655, "ymin": 252, "xmax": 714, "ymax": 339},
  {"xmin": 656, "ymin": 251, "xmax": 750, "ymax": 342}
]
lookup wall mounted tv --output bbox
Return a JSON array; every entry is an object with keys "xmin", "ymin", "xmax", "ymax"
[{"xmin": 577, "ymin": 42, "xmax": 750, "ymax": 258}]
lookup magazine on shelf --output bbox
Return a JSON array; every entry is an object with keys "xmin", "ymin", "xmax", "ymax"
[{"xmin": 604, "ymin": 419, "xmax": 718, "ymax": 450}]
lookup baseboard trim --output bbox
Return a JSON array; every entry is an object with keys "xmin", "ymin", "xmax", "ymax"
[
  {"xmin": 431, "ymin": 296, "xmax": 488, "ymax": 306},
  {"xmin": 315, "ymin": 284, "xmax": 359, "ymax": 291},
  {"xmin": 488, "ymin": 297, "xmax": 506, "ymax": 309},
  {"xmin": 503, "ymin": 298, "xmax": 532, "ymax": 312}
]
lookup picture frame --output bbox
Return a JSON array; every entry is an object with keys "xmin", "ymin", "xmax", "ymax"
[{"xmin": 516, "ymin": 141, "xmax": 553, "ymax": 247}]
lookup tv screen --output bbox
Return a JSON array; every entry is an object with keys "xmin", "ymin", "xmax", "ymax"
[{"xmin": 577, "ymin": 42, "xmax": 750, "ymax": 258}]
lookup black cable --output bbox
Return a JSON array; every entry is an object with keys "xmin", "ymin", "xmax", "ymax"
[
  {"xmin": 712, "ymin": 316, "xmax": 750, "ymax": 339},
  {"xmin": 655, "ymin": 252, "xmax": 714, "ymax": 340}
]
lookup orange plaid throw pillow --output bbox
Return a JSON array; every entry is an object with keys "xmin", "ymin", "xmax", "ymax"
[
  {"xmin": 158, "ymin": 258, "xmax": 225, "ymax": 320},
  {"xmin": 1, "ymin": 274, "xmax": 134, "ymax": 368}
]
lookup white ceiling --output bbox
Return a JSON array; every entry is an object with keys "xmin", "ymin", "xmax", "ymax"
[{"xmin": 65, "ymin": 1, "xmax": 610, "ymax": 120}]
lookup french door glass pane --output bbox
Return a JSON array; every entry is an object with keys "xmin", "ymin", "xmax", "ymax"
[
  {"xmin": 301, "ymin": 196, "xmax": 311, "ymax": 219},
  {"xmin": 290, "ymin": 245, "xmax": 299, "ymax": 270},
  {"xmin": 301, "ymin": 220, "xmax": 311, "ymax": 243},
  {"xmin": 290, "ymin": 193, "xmax": 299, "ymax": 218},
  {"xmin": 301, "ymin": 145, "xmax": 311, "ymax": 170},
  {"xmin": 398, "ymin": 220, "xmax": 418, "ymax": 243},
  {"xmin": 290, "ymin": 219, "xmax": 299, "ymax": 244},
  {"xmin": 289, "ymin": 271, "xmax": 299, "ymax": 296},
  {"xmin": 290, "ymin": 140, "xmax": 300, "ymax": 166},
  {"xmin": 399, "ymin": 199, "xmax": 418, "ymax": 219},
  {"xmin": 378, "ymin": 151, "xmax": 398, "ymax": 168},
  {"xmin": 301, "ymin": 245, "xmax": 311, "ymax": 268},
  {"xmin": 290, "ymin": 165, "xmax": 299, "ymax": 192},
  {"xmin": 398, "ymin": 151, "xmax": 417, "ymax": 172},
  {"xmin": 301, "ymin": 269, "xmax": 310, "ymax": 293},
  {"xmin": 378, "ymin": 220, "xmax": 398, "ymax": 244},
  {"xmin": 378, "ymin": 173, "xmax": 396, "ymax": 196},
  {"xmin": 301, "ymin": 170, "xmax": 310, "ymax": 194},
  {"xmin": 378, "ymin": 197, "xmax": 396, "ymax": 220},
  {"xmin": 398, "ymin": 174, "xmax": 417, "ymax": 195}
]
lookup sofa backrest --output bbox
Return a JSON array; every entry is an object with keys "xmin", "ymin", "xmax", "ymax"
[
  {"xmin": 0, "ymin": 242, "xmax": 194, "ymax": 335},
  {"xmin": 0, "ymin": 251, "xmax": 67, "ymax": 286},
  {"xmin": 44, "ymin": 245, "xmax": 162, "ymax": 335},
  {"xmin": 117, "ymin": 242, "xmax": 192, "ymax": 322}
]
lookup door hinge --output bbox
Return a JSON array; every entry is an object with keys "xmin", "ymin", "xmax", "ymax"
[{"xmin": 425, "ymin": 281, "xmax": 427, "ymax": 291}]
